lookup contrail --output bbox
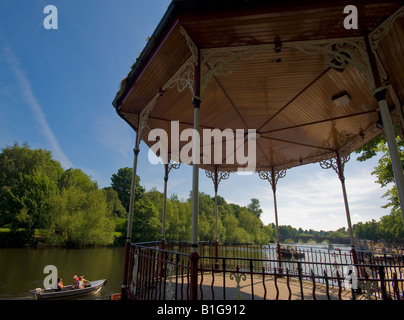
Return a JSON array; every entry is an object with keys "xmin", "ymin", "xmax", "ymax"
[{"xmin": 3, "ymin": 45, "xmax": 73, "ymax": 169}]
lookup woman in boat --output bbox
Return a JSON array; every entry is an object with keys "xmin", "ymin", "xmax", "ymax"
[
  {"xmin": 57, "ymin": 278, "xmax": 66, "ymax": 290},
  {"xmin": 73, "ymin": 275, "xmax": 84, "ymax": 289}
]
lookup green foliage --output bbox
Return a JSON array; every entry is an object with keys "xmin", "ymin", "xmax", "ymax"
[
  {"xmin": 247, "ymin": 198, "xmax": 263, "ymax": 218},
  {"xmin": 354, "ymin": 133, "xmax": 404, "ymax": 244},
  {"xmin": 0, "ymin": 143, "xmax": 63, "ymax": 243},
  {"xmin": 0, "ymin": 143, "xmax": 122, "ymax": 247},
  {"xmin": 47, "ymin": 186, "xmax": 115, "ymax": 246},
  {"xmin": 111, "ymin": 167, "xmax": 145, "ymax": 213}
]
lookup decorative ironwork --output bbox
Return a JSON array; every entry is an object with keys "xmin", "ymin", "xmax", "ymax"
[
  {"xmin": 368, "ymin": 6, "xmax": 404, "ymax": 52},
  {"xmin": 229, "ymin": 266, "xmax": 247, "ymax": 300},
  {"xmin": 319, "ymin": 152, "xmax": 350, "ymax": 179},
  {"xmin": 290, "ymin": 37, "xmax": 375, "ymax": 90},
  {"xmin": 200, "ymin": 44, "xmax": 271, "ymax": 97},
  {"xmin": 205, "ymin": 169, "xmax": 231, "ymax": 189},
  {"xmin": 166, "ymin": 264, "xmax": 175, "ymax": 300},
  {"xmin": 138, "ymin": 93, "xmax": 160, "ymax": 143},
  {"xmin": 168, "ymin": 161, "xmax": 181, "ymax": 174},
  {"xmin": 158, "ymin": 27, "xmax": 198, "ymax": 96},
  {"xmin": 126, "ymin": 242, "xmax": 404, "ymax": 301},
  {"xmin": 180, "ymin": 26, "xmax": 198, "ymax": 65},
  {"xmin": 258, "ymin": 168, "xmax": 287, "ymax": 191},
  {"xmin": 163, "ymin": 55, "xmax": 195, "ymax": 95}
]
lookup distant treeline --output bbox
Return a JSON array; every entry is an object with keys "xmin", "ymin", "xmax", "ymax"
[{"xmin": 0, "ymin": 143, "xmax": 402, "ymax": 248}]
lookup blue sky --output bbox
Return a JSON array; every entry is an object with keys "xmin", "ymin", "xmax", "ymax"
[{"xmin": 0, "ymin": 0, "xmax": 391, "ymax": 231}]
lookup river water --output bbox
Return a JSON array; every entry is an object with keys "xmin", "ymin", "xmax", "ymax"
[{"xmin": 0, "ymin": 247, "xmax": 125, "ymax": 300}]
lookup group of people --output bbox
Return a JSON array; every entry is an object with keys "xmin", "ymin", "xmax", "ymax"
[{"xmin": 57, "ymin": 275, "xmax": 90, "ymax": 290}]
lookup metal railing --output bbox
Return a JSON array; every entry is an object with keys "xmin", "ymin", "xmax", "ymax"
[{"xmin": 124, "ymin": 241, "xmax": 404, "ymax": 300}]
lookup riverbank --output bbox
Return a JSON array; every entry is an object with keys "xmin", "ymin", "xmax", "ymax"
[{"xmin": 0, "ymin": 228, "xmax": 125, "ymax": 249}]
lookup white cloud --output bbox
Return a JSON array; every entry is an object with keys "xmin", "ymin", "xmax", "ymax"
[
  {"xmin": 3, "ymin": 45, "xmax": 73, "ymax": 169},
  {"xmin": 252, "ymin": 161, "xmax": 389, "ymax": 231}
]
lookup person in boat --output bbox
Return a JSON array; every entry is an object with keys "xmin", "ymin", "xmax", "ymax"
[
  {"xmin": 73, "ymin": 275, "xmax": 84, "ymax": 289},
  {"xmin": 57, "ymin": 278, "xmax": 66, "ymax": 290},
  {"xmin": 80, "ymin": 275, "xmax": 90, "ymax": 288}
]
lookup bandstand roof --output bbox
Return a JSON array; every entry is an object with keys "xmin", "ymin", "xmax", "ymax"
[{"xmin": 113, "ymin": 0, "xmax": 404, "ymax": 172}]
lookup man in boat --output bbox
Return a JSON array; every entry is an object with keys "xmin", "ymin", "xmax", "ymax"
[{"xmin": 57, "ymin": 278, "xmax": 66, "ymax": 290}]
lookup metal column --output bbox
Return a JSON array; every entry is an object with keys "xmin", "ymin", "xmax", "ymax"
[
  {"xmin": 335, "ymin": 152, "xmax": 356, "ymax": 254},
  {"xmin": 365, "ymin": 35, "xmax": 404, "ymax": 226},
  {"xmin": 121, "ymin": 130, "xmax": 140, "ymax": 299},
  {"xmin": 258, "ymin": 168, "xmax": 286, "ymax": 268},
  {"xmin": 161, "ymin": 161, "xmax": 180, "ymax": 248},
  {"xmin": 189, "ymin": 49, "xmax": 201, "ymax": 301},
  {"xmin": 375, "ymin": 88, "xmax": 404, "ymax": 224},
  {"xmin": 161, "ymin": 163, "xmax": 169, "ymax": 248},
  {"xmin": 320, "ymin": 152, "xmax": 357, "ymax": 262}
]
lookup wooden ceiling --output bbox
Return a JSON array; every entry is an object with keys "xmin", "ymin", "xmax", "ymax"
[{"xmin": 113, "ymin": 0, "xmax": 404, "ymax": 172}]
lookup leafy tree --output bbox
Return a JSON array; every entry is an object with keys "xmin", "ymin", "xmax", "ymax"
[
  {"xmin": 354, "ymin": 220, "xmax": 380, "ymax": 241},
  {"xmin": 0, "ymin": 143, "xmax": 124, "ymax": 247},
  {"xmin": 165, "ymin": 197, "xmax": 191, "ymax": 241},
  {"xmin": 355, "ymin": 134, "xmax": 404, "ymax": 243},
  {"xmin": 59, "ymin": 168, "xmax": 98, "ymax": 191},
  {"xmin": 132, "ymin": 196, "xmax": 161, "ymax": 242},
  {"xmin": 103, "ymin": 187, "xmax": 127, "ymax": 219},
  {"xmin": 247, "ymin": 198, "xmax": 263, "ymax": 218},
  {"xmin": 0, "ymin": 143, "xmax": 63, "ymax": 243},
  {"xmin": 279, "ymin": 225, "xmax": 298, "ymax": 241},
  {"xmin": 48, "ymin": 186, "xmax": 115, "ymax": 246},
  {"xmin": 111, "ymin": 167, "xmax": 145, "ymax": 212},
  {"xmin": 356, "ymin": 135, "xmax": 404, "ymax": 211}
]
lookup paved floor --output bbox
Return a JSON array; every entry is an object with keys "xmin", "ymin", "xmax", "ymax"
[{"xmin": 159, "ymin": 272, "xmax": 353, "ymax": 301}]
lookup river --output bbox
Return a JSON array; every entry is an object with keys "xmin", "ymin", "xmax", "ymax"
[{"xmin": 0, "ymin": 247, "xmax": 125, "ymax": 300}]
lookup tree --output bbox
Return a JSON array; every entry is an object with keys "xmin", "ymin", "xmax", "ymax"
[
  {"xmin": 0, "ymin": 143, "xmax": 63, "ymax": 243},
  {"xmin": 355, "ymin": 134, "xmax": 404, "ymax": 241},
  {"xmin": 59, "ymin": 168, "xmax": 98, "ymax": 191},
  {"xmin": 0, "ymin": 143, "xmax": 125, "ymax": 247},
  {"xmin": 132, "ymin": 196, "xmax": 161, "ymax": 242},
  {"xmin": 356, "ymin": 135, "xmax": 404, "ymax": 213},
  {"xmin": 247, "ymin": 198, "xmax": 263, "ymax": 218},
  {"xmin": 48, "ymin": 186, "xmax": 115, "ymax": 246},
  {"xmin": 103, "ymin": 187, "xmax": 127, "ymax": 219},
  {"xmin": 111, "ymin": 167, "xmax": 144, "ymax": 212}
]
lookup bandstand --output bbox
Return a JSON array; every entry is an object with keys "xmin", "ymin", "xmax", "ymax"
[{"xmin": 112, "ymin": 0, "xmax": 404, "ymax": 300}]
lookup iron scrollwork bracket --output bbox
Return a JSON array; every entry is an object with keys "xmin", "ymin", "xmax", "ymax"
[
  {"xmin": 258, "ymin": 169, "xmax": 287, "ymax": 191},
  {"xmin": 319, "ymin": 153, "xmax": 350, "ymax": 180}
]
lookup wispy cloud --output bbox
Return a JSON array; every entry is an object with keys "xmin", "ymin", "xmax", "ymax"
[
  {"xmin": 257, "ymin": 166, "xmax": 388, "ymax": 230},
  {"xmin": 3, "ymin": 45, "xmax": 73, "ymax": 169}
]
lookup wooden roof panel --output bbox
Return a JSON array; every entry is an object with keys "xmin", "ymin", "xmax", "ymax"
[
  {"xmin": 259, "ymin": 68, "xmax": 378, "ymax": 134},
  {"xmin": 179, "ymin": 2, "xmax": 402, "ymax": 48},
  {"xmin": 212, "ymin": 48, "xmax": 330, "ymax": 129},
  {"xmin": 120, "ymin": 24, "xmax": 192, "ymax": 114},
  {"xmin": 113, "ymin": 1, "xmax": 404, "ymax": 171},
  {"xmin": 376, "ymin": 16, "xmax": 404, "ymax": 105}
]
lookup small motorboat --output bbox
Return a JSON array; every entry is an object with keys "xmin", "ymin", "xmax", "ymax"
[
  {"xmin": 31, "ymin": 279, "xmax": 107, "ymax": 300},
  {"xmin": 279, "ymin": 246, "xmax": 305, "ymax": 260}
]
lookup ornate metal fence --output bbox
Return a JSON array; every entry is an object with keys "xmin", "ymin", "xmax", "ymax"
[{"xmin": 124, "ymin": 242, "xmax": 404, "ymax": 300}]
